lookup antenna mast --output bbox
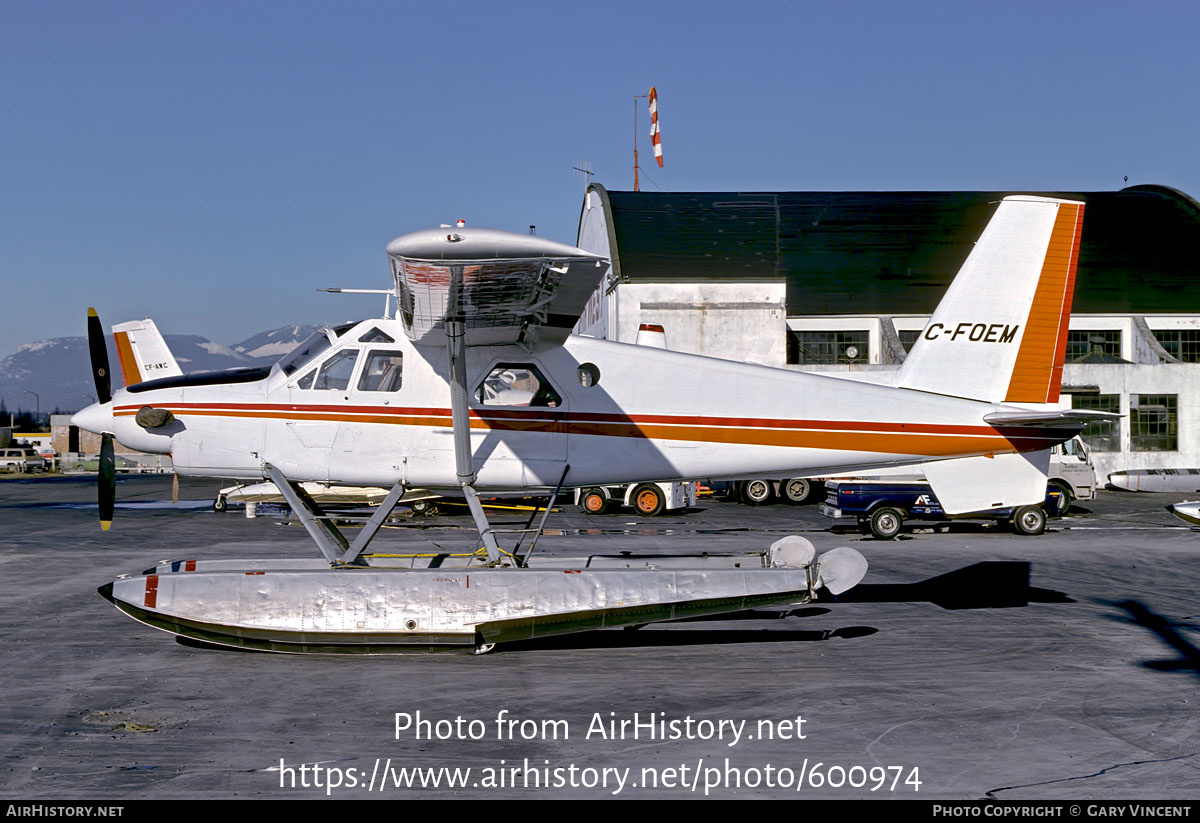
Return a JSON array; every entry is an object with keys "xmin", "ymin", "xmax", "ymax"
[
  {"xmin": 573, "ymin": 160, "xmax": 595, "ymax": 196},
  {"xmin": 633, "ymin": 93, "xmax": 647, "ymax": 191}
]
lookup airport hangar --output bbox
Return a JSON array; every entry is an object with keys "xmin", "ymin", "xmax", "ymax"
[{"xmin": 574, "ymin": 184, "xmax": 1200, "ymax": 481}]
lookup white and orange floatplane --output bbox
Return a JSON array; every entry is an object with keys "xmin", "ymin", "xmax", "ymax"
[{"xmin": 73, "ymin": 197, "xmax": 1109, "ymax": 653}]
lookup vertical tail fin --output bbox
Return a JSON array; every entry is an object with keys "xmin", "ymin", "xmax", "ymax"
[
  {"xmin": 111, "ymin": 319, "xmax": 182, "ymax": 386},
  {"xmin": 897, "ymin": 196, "xmax": 1084, "ymax": 404}
]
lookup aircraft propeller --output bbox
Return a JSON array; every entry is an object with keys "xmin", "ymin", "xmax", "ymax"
[{"xmin": 87, "ymin": 307, "xmax": 116, "ymax": 530}]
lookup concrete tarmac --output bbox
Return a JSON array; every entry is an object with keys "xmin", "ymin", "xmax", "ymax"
[{"xmin": 1, "ymin": 475, "xmax": 1198, "ymax": 799}]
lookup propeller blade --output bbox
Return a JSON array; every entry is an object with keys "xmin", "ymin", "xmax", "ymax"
[
  {"xmin": 99, "ymin": 433, "xmax": 115, "ymax": 531},
  {"xmin": 171, "ymin": 473, "xmax": 179, "ymax": 504},
  {"xmin": 87, "ymin": 307, "xmax": 112, "ymax": 404}
]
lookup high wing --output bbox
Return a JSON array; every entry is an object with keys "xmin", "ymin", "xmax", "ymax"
[{"xmin": 386, "ymin": 227, "xmax": 608, "ymax": 349}]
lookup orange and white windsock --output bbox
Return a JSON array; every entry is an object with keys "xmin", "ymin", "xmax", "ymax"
[{"xmin": 648, "ymin": 86, "xmax": 663, "ymax": 168}]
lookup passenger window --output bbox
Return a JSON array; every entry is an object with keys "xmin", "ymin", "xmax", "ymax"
[
  {"xmin": 476, "ymin": 363, "xmax": 561, "ymax": 407},
  {"xmin": 314, "ymin": 350, "xmax": 359, "ymax": 391},
  {"xmin": 357, "ymin": 351, "xmax": 404, "ymax": 392}
]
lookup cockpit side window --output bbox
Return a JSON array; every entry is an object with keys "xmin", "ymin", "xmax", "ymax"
[
  {"xmin": 357, "ymin": 351, "xmax": 403, "ymax": 392},
  {"xmin": 295, "ymin": 367, "xmax": 317, "ymax": 390},
  {"xmin": 475, "ymin": 363, "xmax": 561, "ymax": 407},
  {"xmin": 314, "ymin": 350, "xmax": 359, "ymax": 391}
]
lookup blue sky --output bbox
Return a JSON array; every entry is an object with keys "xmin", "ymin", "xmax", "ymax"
[{"xmin": 2, "ymin": 0, "xmax": 1197, "ymax": 356}]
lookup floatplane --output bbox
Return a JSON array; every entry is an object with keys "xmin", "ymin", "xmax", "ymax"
[{"xmin": 72, "ymin": 196, "xmax": 1104, "ymax": 653}]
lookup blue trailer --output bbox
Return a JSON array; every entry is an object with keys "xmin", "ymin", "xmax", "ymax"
[{"xmin": 819, "ymin": 479, "xmax": 1064, "ymax": 539}]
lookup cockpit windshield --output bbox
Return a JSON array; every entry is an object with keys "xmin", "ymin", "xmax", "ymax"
[{"xmin": 277, "ymin": 329, "xmax": 335, "ymax": 376}]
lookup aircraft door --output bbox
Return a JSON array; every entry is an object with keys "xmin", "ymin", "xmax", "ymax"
[
  {"xmin": 472, "ymin": 361, "xmax": 567, "ymax": 488},
  {"xmin": 268, "ymin": 348, "xmax": 360, "ymax": 482},
  {"xmin": 332, "ymin": 347, "xmax": 409, "ymax": 484}
]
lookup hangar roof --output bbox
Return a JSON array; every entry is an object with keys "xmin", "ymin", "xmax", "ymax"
[{"xmin": 583, "ymin": 184, "xmax": 1200, "ymax": 315}]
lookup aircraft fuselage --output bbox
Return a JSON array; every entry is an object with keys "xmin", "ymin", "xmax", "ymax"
[{"xmin": 85, "ymin": 317, "xmax": 1068, "ymax": 492}]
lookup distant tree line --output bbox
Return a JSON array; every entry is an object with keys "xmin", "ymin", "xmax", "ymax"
[{"xmin": 0, "ymin": 400, "xmax": 55, "ymax": 432}]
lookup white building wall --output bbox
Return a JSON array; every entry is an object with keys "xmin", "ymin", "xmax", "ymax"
[
  {"xmin": 1063, "ymin": 362, "xmax": 1200, "ymax": 480},
  {"xmin": 615, "ymin": 282, "xmax": 787, "ymax": 365},
  {"xmin": 575, "ymin": 189, "xmax": 615, "ymax": 340}
]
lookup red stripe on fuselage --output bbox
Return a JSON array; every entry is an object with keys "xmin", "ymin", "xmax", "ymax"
[{"xmin": 112, "ymin": 402, "xmax": 1062, "ymax": 456}]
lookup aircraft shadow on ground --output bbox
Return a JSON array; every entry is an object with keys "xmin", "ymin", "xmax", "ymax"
[
  {"xmin": 1109, "ymin": 599, "xmax": 1200, "ymax": 681},
  {"xmin": 173, "ymin": 622, "xmax": 880, "ymax": 655},
  {"xmin": 831, "ymin": 561, "xmax": 1073, "ymax": 610},
  {"xmin": 504, "ymin": 624, "xmax": 879, "ymax": 653}
]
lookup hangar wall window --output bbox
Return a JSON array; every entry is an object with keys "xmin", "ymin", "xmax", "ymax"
[
  {"xmin": 1152, "ymin": 329, "xmax": 1200, "ymax": 362},
  {"xmin": 1131, "ymin": 395, "xmax": 1178, "ymax": 452},
  {"xmin": 1066, "ymin": 330, "xmax": 1121, "ymax": 361},
  {"xmin": 1070, "ymin": 394, "xmax": 1121, "ymax": 452},
  {"xmin": 898, "ymin": 330, "xmax": 921, "ymax": 353},
  {"xmin": 788, "ymin": 331, "xmax": 870, "ymax": 365}
]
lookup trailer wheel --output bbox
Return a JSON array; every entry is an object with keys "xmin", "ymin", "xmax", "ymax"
[
  {"xmin": 1048, "ymin": 481, "xmax": 1073, "ymax": 517},
  {"xmin": 1011, "ymin": 505, "xmax": 1047, "ymax": 535},
  {"xmin": 869, "ymin": 507, "xmax": 904, "ymax": 540},
  {"xmin": 632, "ymin": 484, "xmax": 666, "ymax": 517},
  {"xmin": 741, "ymin": 478, "xmax": 775, "ymax": 506},
  {"xmin": 782, "ymin": 478, "xmax": 816, "ymax": 504},
  {"xmin": 579, "ymin": 488, "xmax": 609, "ymax": 515}
]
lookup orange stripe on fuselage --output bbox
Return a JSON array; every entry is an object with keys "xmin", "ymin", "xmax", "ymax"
[
  {"xmin": 113, "ymin": 403, "xmax": 1062, "ymax": 456},
  {"xmin": 113, "ymin": 332, "xmax": 141, "ymax": 387},
  {"xmin": 1005, "ymin": 202, "xmax": 1084, "ymax": 403}
]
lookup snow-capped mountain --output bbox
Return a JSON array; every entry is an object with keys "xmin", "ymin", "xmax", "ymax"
[
  {"xmin": 231, "ymin": 325, "xmax": 322, "ymax": 360},
  {"xmin": 0, "ymin": 325, "xmax": 320, "ymax": 417}
]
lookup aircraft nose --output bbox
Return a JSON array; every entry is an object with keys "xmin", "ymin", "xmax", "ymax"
[{"xmin": 72, "ymin": 401, "xmax": 115, "ymax": 435}]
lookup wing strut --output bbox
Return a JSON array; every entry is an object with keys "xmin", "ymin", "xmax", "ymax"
[
  {"xmin": 263, "ymin": 463, "xmax": 408, "ymax": 566},
  {"xmin": 446, "ymin": 265, "xmax": 508, "ymax": 566}
]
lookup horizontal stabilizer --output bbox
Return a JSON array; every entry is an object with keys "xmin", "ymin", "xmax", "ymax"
[
  {"xmin": 983, "ymin": 408, "xmax": 1120, "ymax": 428},
  {"xmin": 924, "ymin": 451, "xmax": 1050, "ymax": 515}
]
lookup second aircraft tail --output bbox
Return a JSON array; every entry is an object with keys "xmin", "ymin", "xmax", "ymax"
[{"xmin": 111, "ymin": 318, "xmax": 183, "ymax": 386}]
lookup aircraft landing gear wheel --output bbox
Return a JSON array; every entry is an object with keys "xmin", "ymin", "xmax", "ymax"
[
  {"xmin": 411, "ymin": 500, "xmax": 438, "ymax": 517},
  {"xmin": 1048, "ymin": 481, "xmax": 1073, "ymax": 517},
  {"xmin": 213, "ymin": 495, "xmax": 227, "ymax": 512},
  {"xmin": 869, "ymin": 507, "xmax": 904, "ymax": 540},
  {"xmin": 782, "ymin": 478, "xmax": 814, "ymax": 504},
  {"xmin": 579, "ymin": 488, "xmax": 609, "ymax": 515},
  {"xmin": 741, "ymin": 479, "xmax": 775, "ymax": 506},
  {"xmin": 857, "ymin": 517, "xmax": 872, "ymax": 535},
  {"xmin": 1011, "ymin": 505, "xmax": 1047, "ymax": 535},
  {"xmin": 632, "ymin": 483, "xmax": 666, "ymax": 517}
]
